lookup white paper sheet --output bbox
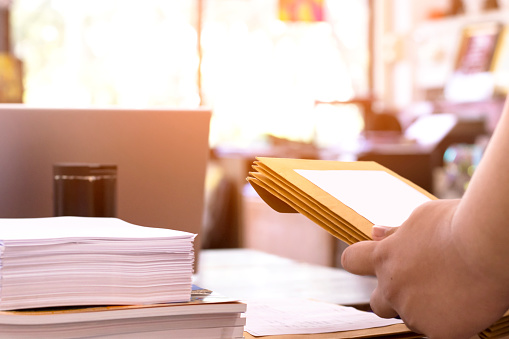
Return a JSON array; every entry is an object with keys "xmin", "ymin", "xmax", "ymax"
[
  {"xmin": 245, "ymin": 298, "xmax": 403, "ymax": 336},
  {"xmin": 295, "ymin": 169, "xmax": 431, "ymax": 227},
  {"xmin": 0, "ymin": 216, "xmax": 195, "ymax": 245}
]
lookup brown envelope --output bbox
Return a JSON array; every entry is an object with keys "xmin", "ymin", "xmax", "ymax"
[{"xmin": 247, "ymin": 157, "xmax": 436, "ymax": 245}]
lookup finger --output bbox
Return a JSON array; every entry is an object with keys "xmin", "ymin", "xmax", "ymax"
[
  {"xmin": 341, "ymin": 241, "xmax": 377, "ymax": 276},
  {"xmin": 372, "ymin": 225, "xmax": 398, "ymax": 241},
  {"xmin": 370, "ymin": 287, "xmax": 399, "ymax": 319}
]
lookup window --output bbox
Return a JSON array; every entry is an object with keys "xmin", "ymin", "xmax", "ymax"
[{"xmin": 11, "ymin": 0, "xmax": 369, "ymax": 147}]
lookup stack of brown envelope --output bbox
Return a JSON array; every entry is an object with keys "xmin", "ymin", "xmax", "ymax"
[{"xmin": 247, "ymin": 157, "xmax": 436, "ymax": 244}]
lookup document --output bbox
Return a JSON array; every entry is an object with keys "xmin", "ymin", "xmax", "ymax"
[{"xmin": 245, "ymin": 298, "xmax": 403, "ymax": 336}]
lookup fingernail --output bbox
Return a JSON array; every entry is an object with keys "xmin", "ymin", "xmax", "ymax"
[{"xmin": 372, "ymin": 225, "xmax": 392, "ymax": 240}]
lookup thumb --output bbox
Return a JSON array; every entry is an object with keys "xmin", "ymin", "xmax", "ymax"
[{"xmin": 372, "ymin": 225, "xmax": 398, "ymax": 241}]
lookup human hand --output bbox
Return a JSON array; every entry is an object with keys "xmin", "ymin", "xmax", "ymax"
[{"xmin": 341, "ymin": 199, "xmax": 509, "ymax": 339}]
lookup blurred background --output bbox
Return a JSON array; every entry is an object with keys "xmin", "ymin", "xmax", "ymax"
[{"xmin": 1, "ymin": 0, "xmax": 507, "ymax": 267}]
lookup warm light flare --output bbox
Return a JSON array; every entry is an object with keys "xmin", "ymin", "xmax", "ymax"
[{"xmin": 12, "ymin": 0, "xmax": 368, "ymax": 148}]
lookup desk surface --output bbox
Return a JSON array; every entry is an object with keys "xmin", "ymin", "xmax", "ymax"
[
  {"xmin": 194, "ymin": 249, "xmax": 426, "ymax": 338},
  {"xmin": 194, "ymin": 249, "xmax": 502, "ymax": 339},
  {"xmin": 194, "ymin": 248, "xmax": 376, "ymax": 307}
]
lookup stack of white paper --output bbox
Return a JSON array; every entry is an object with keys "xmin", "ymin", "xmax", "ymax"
[{"xmin": 0, "ymin": 217, "xmax": 196, "ymax": 310}]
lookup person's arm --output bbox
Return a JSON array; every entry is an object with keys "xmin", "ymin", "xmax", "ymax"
[
  {"xmin": 453, "ymin": 98, "xmax": 509, "ymax": 284},
  {"xmin": 341, "ymin": 99, "xmax": 509, "ymax": 339}
]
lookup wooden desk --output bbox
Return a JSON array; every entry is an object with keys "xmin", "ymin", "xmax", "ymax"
[{"xmin": 194, "ymin": 248, "xmax": 376, "ymax": 307}]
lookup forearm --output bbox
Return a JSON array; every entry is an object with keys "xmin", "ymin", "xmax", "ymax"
[{"xmin": 453, "ymin": 99, "xmax": 509, "ymax": 280}]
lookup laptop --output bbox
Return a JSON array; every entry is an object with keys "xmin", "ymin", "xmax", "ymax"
[{"xmin": 0, "ymin": 105, "xmax": 211, "ymax": 260}]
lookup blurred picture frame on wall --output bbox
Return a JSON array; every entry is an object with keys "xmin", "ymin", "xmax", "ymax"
[
  {"xmin": 454, "ymin": 21, "xmax": 502, "ymax": 75},
  {"xmin": 444, "ymin": 22, "xmax": 504, "ymax": 102}
]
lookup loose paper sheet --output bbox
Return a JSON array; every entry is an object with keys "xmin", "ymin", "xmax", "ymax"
[
  {"xmin": 0, "ymin": 217, "xmax": 195, "ymax": 245},
  {"xmin": 295, "ymin": 170, "xmax": 431, "ymax": 227},
  {"xmin": 245, "ymin": 299, "xmax": 403, "ymax": 336}
]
